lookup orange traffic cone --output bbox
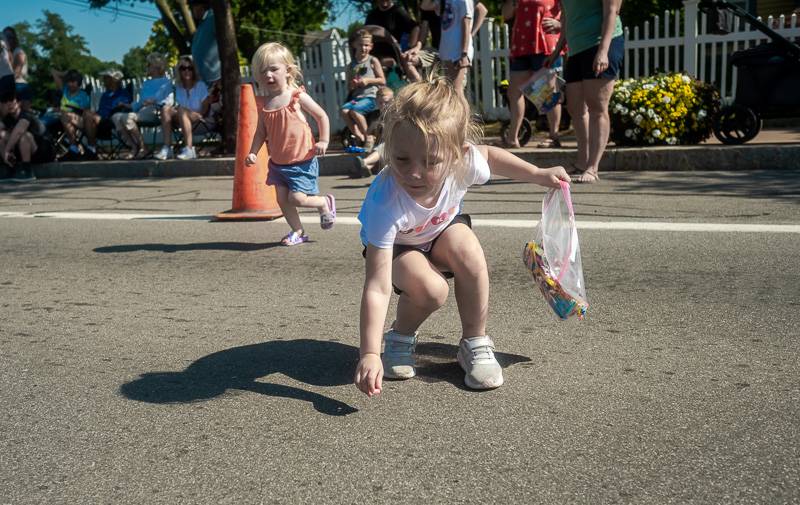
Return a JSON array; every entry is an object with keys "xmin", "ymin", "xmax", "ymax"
[{"xmin": 214, "ymin": 84, "xmax": 283, "ymax": 221}]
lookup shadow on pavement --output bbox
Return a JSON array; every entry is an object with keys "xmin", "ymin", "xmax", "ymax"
[
  {"xmin": 414, "ymin": 341, "xmax": 531, "ymax": 390},
  {"xmin": 94, "ymin": 242, "xmax": 284, "ymax": 253},
  {"xmin": 120, "ymin": 339, "xmax": 533, "ymax": 413},
  {"xmin": 120, "ymin": 339, "xmax": 360, "ymax": 416}
]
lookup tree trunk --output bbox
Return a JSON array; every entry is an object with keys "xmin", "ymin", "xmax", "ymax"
[
  {"xmin": 210, "ymin": 0, "xmax": 241, "ymax": 154},
  {"xmin": 154, "ymin": 0, "xmax": 190, "ymax": 53}
]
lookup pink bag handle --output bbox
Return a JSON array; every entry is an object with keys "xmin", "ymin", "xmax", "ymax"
[{"xmin": 541, "ymin": 180, "xmax": 575, "ymax": 282}]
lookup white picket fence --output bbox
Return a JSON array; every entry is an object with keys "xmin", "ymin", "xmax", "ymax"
[
  {"xmin": 624, "ymin": 0, "xmax": 799, "ymax": 100},
  {"xmin": 299, "ymin": 0, "xmax": 799, "ymax": 129}
]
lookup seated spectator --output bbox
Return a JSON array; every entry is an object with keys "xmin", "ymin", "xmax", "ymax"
[
  {"xmin": 340, "ymin": 29, "xmax": 385, "ymax": 146},
  {"xmin": 155, "ymin": 55, "xmax": 218, "ymax": 160},
  {"xmin": 82, "ymin": 69, "xmax": 133, "ymax": 160},
  {"xmin": 113, "ymin": 53, "xmax": 174, "ymax": 159},
  {"xmin": 366, "ymin": 0, "xmax": 423, "ymax": 80},
  {"xmin": 52, "ymin": 69, "xmax": 91, "ymax": 160},
  {"xmin": 2, "ymin": 27, "xmax": 31, "ymax": 111},
  {"xmin": 0, "ymin": 36, "xmax": 12, "ymax": 80},
  {"xmin": 0, "ymin": 75, "xmax": 54, "ymax": 181},
  {"xmin": 355, "ymin": 86, "xmax": 394, "ymax": 177}
]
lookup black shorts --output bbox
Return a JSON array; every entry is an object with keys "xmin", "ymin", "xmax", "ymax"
[
  {"xmin": 13, "ymin": 134, "xmax": 56, "ymax": 164},
  {"xmin": 362, "ymin": 214, "xmax": 472, "ymax": 295},
  {"xmin": 564, "ymin": 35, "xmax": 624, "ymax": 83}
]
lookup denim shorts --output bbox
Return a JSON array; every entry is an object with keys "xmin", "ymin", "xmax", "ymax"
[
  {"xmin": 341, "ymin": 96, "xmax": 376, "ymax": 115},
  {"xmin": 267, "ymin": 157, "xmax": 320, "ymax": 195},
  {"xmin": 564, "ymin": 35, "xmax": 624, "ymax": 83},
  {"xmin": 510, "ymin": 54, "xmax": 563, "ymax": 73}
]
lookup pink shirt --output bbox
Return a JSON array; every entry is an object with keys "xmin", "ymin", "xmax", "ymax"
[
  {"xmin": 510, "ymin": 0, "xmax": 562, "ymax": 58},
  {"xmin": 261, "ymin": 88, "xmax": 315, "ymax": 165}
]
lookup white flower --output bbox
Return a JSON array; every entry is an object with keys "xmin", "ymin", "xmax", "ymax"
[
  {"xmin": 697, "ymin": 109, "xmax": 707, "ymax": 119},
  {"xmin": 634, "ymin": 114, "xmax": 643, "ymax": 125},
  {"xmin": 647, "ymin": 109, "xmax": 656, "ymax": 118},
  {"xmin": 643, "ymin": 83, "xmax": 655, "ymax": 90},
  {"xmin": 662, "ymin": 96, "xmax": 671, "ymax": 104},
  {"xmin": 681, "ymin": 75, "xmax": 691, "ymax": 83},
  {"xmin": 667, "ymin": 137, "xmax": 678, "ymax": 145},
  {"xmin": 625, "ymin": 129, "xmax": 633, "ymax": 138},
  {"xmin": 652, "ymin": 129, "xmax": 662, "ymax": 138},
  {"xmin": 621, "ymin": 106, "xmax": 629, "ymax": 114}
]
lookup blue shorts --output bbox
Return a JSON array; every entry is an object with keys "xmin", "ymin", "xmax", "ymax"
[
  {"xmin": 564, "ymin": 35, "xmax": 624, "ymax": 83},
  {"xmin": 267, "ymin": 157, "xmax": 320, "ymax": 195},
  {"xmin": 341, "ymin": 96, "xmax": 376, "ymax": 116},
  {"xmin": 510, "ymin": 54, "xmax": 563, "ymax": 73}
]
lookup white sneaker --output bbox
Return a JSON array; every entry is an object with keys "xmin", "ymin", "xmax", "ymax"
[
  {"xmin": 176, "ymin": 146, "xmax": 197, "ymax": 160},
  {"xmin": 457, "ymin": 336, "xmax": 504, "ymax": 389},
  {"xmin": 382, "ymin": 329, "xmax": 417, "ymax": 379},
  {"xmin": 154, "ymin": 145, "xmax": 173, "ymax": 160}
]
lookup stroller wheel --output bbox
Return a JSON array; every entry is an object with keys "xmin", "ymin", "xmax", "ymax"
[
  {"xmin": 713, "ymin": 104, "xmax": 761, "ymax": 145},
  {"xmin": 500, "ymin": 119, "xmax": 534, "ymax": 148}
]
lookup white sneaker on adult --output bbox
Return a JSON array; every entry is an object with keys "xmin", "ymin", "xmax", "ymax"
[
  {"xmin": 176, "ymin": 146, "xmax": 197, "ymax": 160},
  {"xmin": 154, "ymin": 145, "xmax": 173, "ymax": 160},
  {"xmin": 457, "ymin": 336, "xmax": 504, "ymax": 389},
  {"xmin": 382, "ymin": 329, "xmax": 417, "ymax": 379}
]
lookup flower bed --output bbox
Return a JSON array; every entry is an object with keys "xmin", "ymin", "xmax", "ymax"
[{"xmin": 609, "ymin": 73, "xmax": 719, "ymax": 146}]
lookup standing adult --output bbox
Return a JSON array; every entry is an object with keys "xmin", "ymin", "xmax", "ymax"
[
  {"xmin": 547, "ymin": 0, "xmax": 623, "ymax": 182},
  {"xmin": 501, "ymin": 0, "xmax": 563, "ymax": 148},
  {"xmin": 438, "ymin": 0, "xmax": 475, "ymax": 99},
  {"xmin": 1, "ymin": 27, "xmax": 31, "ymax": 111},
  {"xmin": 189, "ymin": 0, "xmax": 221, "ymax": 85}
]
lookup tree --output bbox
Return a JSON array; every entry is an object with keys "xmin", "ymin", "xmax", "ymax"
[{"xmin": 13, "ymin": 11, "xmax": 115, "ymax": 110}]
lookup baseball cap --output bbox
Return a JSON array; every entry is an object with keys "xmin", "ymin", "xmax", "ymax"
[{"xmin": 99, "ymin": 68, "xmax": 124, "ymax": 81}]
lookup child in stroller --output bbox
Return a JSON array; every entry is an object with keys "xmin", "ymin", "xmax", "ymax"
[
  {"xmin": 496, "ymin": 77, "xmax": 570, "ymax": 147},
  {"xmin": 341, "ymin": 25, "xmax": 411, "ymax": 150}
]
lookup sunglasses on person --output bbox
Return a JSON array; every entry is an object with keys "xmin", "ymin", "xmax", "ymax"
[{"xmin": 179, "ymin": 66, "xmax": 194, "ymax": 71}]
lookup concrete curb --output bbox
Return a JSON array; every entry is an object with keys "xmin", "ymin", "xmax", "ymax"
[{"xmin": 30, "ymin": 143, "xmax": 800, "ymax": 179}]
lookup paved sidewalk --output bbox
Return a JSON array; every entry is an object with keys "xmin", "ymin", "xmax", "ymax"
[{"xmin": 24, "ymin": 127, "xmax": 800, "ymax": 179}]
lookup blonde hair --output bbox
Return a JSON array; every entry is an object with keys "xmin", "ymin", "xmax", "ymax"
[
  {"xmin": 251, "ymin": 42, "xmax": 303, "ymax": 89},
  {"xmin": 376, "ymin": 86, "xmax": 394, "ymax": 100},
  {"xmin": 174, "ymin": 55, "xmax": 198, "ymax": 89},
  {"xmin": 354, "ymin": 29, "xmax": 373, "ymax": 44},
  {"xmin": 383, "ymin": 73, "xmax": 481, "ymax": 183}
]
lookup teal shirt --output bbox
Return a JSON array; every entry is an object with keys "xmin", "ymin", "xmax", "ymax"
[{"xmin": 561, "ymin": 0, "xmax": 623, "ymax": 56}]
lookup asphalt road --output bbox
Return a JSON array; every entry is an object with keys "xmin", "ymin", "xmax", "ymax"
[{"xmin": 1, "ymin": 171, "xmax": 799, "ymax": 504}]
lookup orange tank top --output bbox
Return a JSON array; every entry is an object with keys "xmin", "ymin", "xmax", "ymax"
[{"xmin": 262, "ymin": 87, "xmax": 315, "ymax": 165}]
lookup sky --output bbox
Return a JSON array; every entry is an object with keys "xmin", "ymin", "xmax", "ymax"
[{"xmin": 4, "ymin": 0, "xmax": 363, "ymax": 64}]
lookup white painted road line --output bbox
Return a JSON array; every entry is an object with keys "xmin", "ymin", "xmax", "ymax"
[{"xmin": 1, "ymin": 211, "xmax": 798, "ymax": 233}]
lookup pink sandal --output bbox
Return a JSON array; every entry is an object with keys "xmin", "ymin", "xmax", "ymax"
[
  {"xmin": 281, "ymin": 231, "xmax": 309, "ymax": 246},
  {"xmin": 320, "ymin": 194, "xmax": 336, "ymax": 230}
]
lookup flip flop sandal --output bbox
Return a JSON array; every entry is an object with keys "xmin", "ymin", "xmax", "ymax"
[
  {"xmin": 281, "ymin": 231, "xmax": 309, "ymax": 246},
  {"xmin": 320, "ymin": 194, "xmax": 336, "ymax": 230},
  {"xmin": 536, "ymin": 138, "xmax": 562, "ymax": 148},
  {"xmin": 574, "ymin": 170, "xmax": 600, "ymax": 184}
]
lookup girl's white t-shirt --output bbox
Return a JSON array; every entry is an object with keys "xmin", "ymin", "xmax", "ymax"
[{"xmin": 359, "ymin": 144, "xmax": 490, "ymax": 250}]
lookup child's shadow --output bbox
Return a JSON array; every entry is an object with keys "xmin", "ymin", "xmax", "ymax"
[
  {"xmin": 120, "ymin": 339, "xmax": 360, "ymax": 416},
  {"xmin": 120, "ymin": 339, "xmax": 532, "ymax": 416}
]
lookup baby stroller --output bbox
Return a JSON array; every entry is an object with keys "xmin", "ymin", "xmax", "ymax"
[
  {"xmin": 340, "ymin": 25, "xmax": 406, "ymax": 150},
  {"xmin": 701, "ymin": 0, "xmax": 800, "ymax": 144}
]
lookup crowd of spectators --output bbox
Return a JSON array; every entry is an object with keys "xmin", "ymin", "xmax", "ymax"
[{"xmin": 1, "ymin": 0, "xmax": 623, "ymax": 185}]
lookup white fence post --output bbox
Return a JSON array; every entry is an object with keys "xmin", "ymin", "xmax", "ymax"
[{"xmin": 683, "ymin": 0, "xmax": 700, "ymax": 77}]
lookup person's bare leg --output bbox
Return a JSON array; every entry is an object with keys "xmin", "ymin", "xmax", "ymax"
[
  {"xmin": 566, "ymin": 82, "xmax": 589, "ymax": 173},
  {"xmin": 446, "ymin": 63, "xmax": 469, "ymax": 102},
  {"xmin": 287, "ymin": 191, "xmax": 329, "ymax": 214},
  {"xmin": 506, "ymin": 70, "xmax": 532, "ymax": 147},
  {"xmin": 392, "ymin": 251, "xmax": 450, "ymax": 335},
  {"xmin": 580, "ymin": 78, "xmax": 615, "ymax": 181},
  {"xmin": 275, "ymin": 184, "xmax": 303, "ymax": 234},
  {"xmin": 83, "ymin": 111, "xmax": 99, "ymax": 147},
  {"xmin": 547, "ymin": 103, "xmax": 562, "ymax": 142},
  {"xmin": 160, "ymin": 107, "xmax": 174, "ymax": 147},
  {"xmin": 430, "ymin": 224, "xmax": 489, "ymax": 338},
  {"xmin": 61, "ymin": 113, "xmax": 79, "ymax": 145},
  {"xmin": 350, "ymin": 110, "xmax": 368, "ymax": 142},
  {"xmin": 178, "ymin": 108, "xmax": 194, "ymax": 149},
  {"xmin": 340, "ymin": 109, "xmax": 361, "ymax": 142},
  {"xmin": 17, "ymin": 132, "xmax": 35, "ymax": 162}
]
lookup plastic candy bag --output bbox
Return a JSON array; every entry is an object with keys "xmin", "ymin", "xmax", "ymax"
[
  {"xmin": 519, "ymin": 67, "xmax": 565, "ymax": 113},
  {"xmin": 523, "ymin": 180, "xmax": 589, "ymax": 320}
]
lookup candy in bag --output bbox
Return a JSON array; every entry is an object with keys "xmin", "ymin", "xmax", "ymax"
[
  {"xmin": 519, "ymin": 67, "xmax": 565, "ymax": 113},
  {"xmin": 523, "ymin": 180, "xmax": 589, "ymax": 320}
]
